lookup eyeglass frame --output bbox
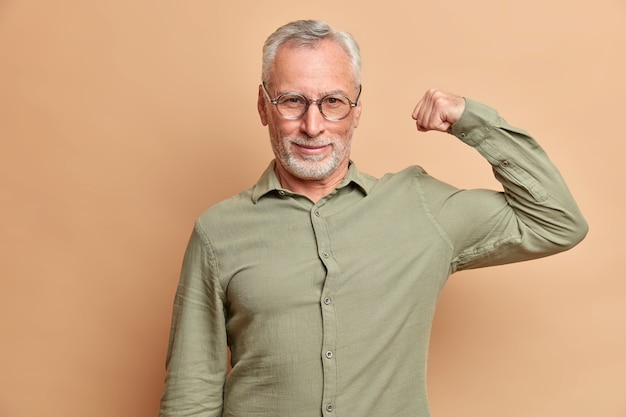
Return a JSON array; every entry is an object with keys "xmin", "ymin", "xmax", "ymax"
[{"xmin": 261, "ymin": 82, "xmax": 362, "ymax": 121}]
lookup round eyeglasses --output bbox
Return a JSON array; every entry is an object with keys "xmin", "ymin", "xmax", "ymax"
[{"xmin": 262, "ymin": 82, "xmax": 361, "ymax": 121}]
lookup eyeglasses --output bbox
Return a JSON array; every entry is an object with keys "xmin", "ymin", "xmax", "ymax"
[{"xmin": 262, "ymin": 82, "xmax": 361, "ymax": 121}]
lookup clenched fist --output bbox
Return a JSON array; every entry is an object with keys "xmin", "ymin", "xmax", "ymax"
[{"xmin": 411, "ymin": 88, "xmax": 465, "ymax": 132}]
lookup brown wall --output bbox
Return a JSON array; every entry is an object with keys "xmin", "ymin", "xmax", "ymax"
[{"xmin": 1, "ymin": 1, "xmax": 624, "ymax": 416}]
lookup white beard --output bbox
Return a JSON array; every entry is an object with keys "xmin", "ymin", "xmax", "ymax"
[{"xmin": 272, "ymin": 136, "xmax": 352, "ymax": 180}]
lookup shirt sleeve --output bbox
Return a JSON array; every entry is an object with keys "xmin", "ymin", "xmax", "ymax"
[
  {"xmin": 425, "ymin": 98, "xmax": 588, "ymax": 272},
  {"xmin": 159, "ymin": 224, "xmax": 229, "ymax": 417}
]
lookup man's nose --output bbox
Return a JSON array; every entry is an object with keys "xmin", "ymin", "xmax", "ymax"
[{"xmin": 299, "ymin": 103, "xmax": 326, "ymax": 137}]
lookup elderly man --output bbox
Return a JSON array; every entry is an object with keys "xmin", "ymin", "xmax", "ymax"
[{"xmin": 159, "ymin": 19, "xmax": 587, "ymax": 417}]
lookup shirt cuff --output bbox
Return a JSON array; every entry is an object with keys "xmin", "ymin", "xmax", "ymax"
[{"xmin": 448, "ymin": 98, "xmax": 500, "ymax": 147}]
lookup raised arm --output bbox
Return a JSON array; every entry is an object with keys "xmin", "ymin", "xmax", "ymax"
[{"xmin": 412, "ymin": 88, "xmax": 588, "ymax": 271}]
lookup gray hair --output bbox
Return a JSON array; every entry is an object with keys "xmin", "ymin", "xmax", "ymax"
[{"xmin": 261, "ymin": 20, "xmax": 362, "ymax": 89}]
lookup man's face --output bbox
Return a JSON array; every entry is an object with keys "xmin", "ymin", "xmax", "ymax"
[{"xmin": 258, "ymin": 39, "xmax": 362, "ymax": 182}]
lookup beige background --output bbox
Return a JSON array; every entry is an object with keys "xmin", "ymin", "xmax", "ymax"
[{"xmin": 1, "ymin": 1, "xmax": 624, "ymax": 416}]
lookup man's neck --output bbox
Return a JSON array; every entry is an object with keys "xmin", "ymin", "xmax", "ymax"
[{"xmin": 274, "ymin": 163, "xmax": 349, "ymax": 203}]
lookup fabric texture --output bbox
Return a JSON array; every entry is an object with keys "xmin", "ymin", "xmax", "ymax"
[{"xmin": 159, "ymin": 99, "xmax": 587, "ymax": 417}]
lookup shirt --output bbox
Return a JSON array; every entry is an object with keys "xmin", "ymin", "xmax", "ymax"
[{"xmin": 159, "ymin": 99, "xmax": 587, "ymax": 417}]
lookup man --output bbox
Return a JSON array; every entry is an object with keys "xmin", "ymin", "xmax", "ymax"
[{"xmin": 159, "ymin": 19, "xmax": 587, "ymax": 417}]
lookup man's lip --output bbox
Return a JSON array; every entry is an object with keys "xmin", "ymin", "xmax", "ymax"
[
  {"xmin": 294, "ymin": 143, "xmax": 330, "ymax": 154},
  {"xmin": 297, "ymin": 144, "xmax": 327, "ymax": 149}
]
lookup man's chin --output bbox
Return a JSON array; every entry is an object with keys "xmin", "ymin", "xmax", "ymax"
[{"xmin": 286, "ymin": 160, "xmax": 336, "ymax": 181}]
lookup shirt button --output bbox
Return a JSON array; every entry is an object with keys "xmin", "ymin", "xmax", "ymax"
[
  {"xmin": 501, "ymin": 160, "xmax": 510, "ymax": 167},
  {"xmin": 322, "ymin": 252, "xmax": 330, "ymax": 259},
  {"xmin": 326, "ymin": 404, "xmax": 334, "ymax": 412},
  {"xmin": 314, "ymin": 210, "xmax": 321, "ymax": 217},
  {"xmin": 323, "ymin": 297, "xmax": 332, "ymax": 305},
  {"xmin": 459, "ymin": 132, "xmax": 467, "ymax": 139},
  {"xmin": 325, "ymin": 351, "xmax": 333, "ymax": 359},
  {"xmin": 278, "ymin": 190, "xmax": 286, "ymax": 196}
]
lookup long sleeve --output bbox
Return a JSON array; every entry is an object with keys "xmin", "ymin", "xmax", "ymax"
[
  {"xmin": 425, "ymin": 98, "xmax": 588, "ymax": 272},
  {"xmin": 159, "ymin": 225, "xmax": 229, "ymax": 417}
]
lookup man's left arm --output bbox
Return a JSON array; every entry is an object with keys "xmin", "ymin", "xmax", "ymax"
[{"xmin": 412, "ymin": 88, "xmax": 588, "ymax": 271}]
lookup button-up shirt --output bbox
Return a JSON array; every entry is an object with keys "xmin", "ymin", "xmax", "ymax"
[{"xmin": 159, "ymin": 99, "xmax": 587, "ymax": 417}]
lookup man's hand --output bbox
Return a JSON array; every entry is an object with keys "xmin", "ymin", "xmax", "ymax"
[{"xmin": 411, "ymin": 88, "xmax": 465, "ymax": 132}]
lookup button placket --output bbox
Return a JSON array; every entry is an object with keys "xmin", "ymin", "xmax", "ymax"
[{"xmin": 310, "ymin": 201, "xmax": 337, "ymax": 416}]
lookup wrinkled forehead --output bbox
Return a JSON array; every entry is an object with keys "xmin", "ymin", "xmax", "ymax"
[{"xmin": 269, "ymin": 39, "xmax": 357, "ymax": 93}]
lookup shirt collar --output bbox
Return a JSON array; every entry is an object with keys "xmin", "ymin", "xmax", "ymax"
[{"xmin": 251, "ymin": 160, "xmax": 372, "ymax": 203}]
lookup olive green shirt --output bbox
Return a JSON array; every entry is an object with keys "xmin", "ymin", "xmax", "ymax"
[{"xmin": 159, "ymin": 99, "xmax": 587, "ymax": 417}]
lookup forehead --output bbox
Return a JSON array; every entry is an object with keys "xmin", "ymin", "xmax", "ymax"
[{"xmin": 271, "ymin": 39, "xmax": 356, "ymax": 94}]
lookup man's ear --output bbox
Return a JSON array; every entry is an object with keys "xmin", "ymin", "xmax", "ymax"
[
  {"xmin": 258, "ymin": 85, "xmax": 268, "ymax": 126},
  {"xmin": 352, "ymin": 101, "xmax": 362, "ymax": 129}
]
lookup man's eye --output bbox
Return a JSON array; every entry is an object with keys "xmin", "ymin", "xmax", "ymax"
[
  {"xmin": 324, "ymin": 96, "xmax": 348, "ymax": 107},
  {"xmin": 279, "ymin": 96, "xmax": 306, "ymax": 106}
]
